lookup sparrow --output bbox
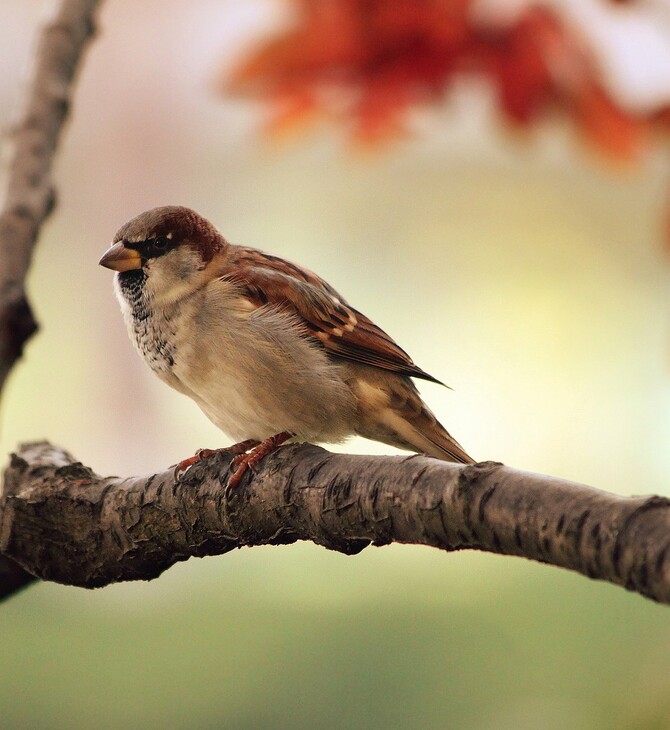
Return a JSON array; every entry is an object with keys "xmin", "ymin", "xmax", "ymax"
[{"xmin": 99, "ymin": 206, "xmax": 474, "ymax": 486}]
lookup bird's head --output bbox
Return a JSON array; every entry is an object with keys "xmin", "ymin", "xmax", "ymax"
[{"xmin": 99, "ymin": 206, "xmax": 225, "ymax": 305}]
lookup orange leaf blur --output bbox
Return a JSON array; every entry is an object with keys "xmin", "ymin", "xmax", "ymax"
[{"xmin": 225, "ymin": 0, "xmax": 651, "ymax": 159}]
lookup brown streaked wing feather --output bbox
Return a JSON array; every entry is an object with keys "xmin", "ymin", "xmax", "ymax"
[{"xmin": 224, "ymin": 248, "xmax": 444, "ymax": 384}]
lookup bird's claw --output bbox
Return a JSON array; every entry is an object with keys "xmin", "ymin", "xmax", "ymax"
[
  {"xmin": 173, "ymin": 448, "xmax": 216, "ymax": 480},
  {"xmin": 224, "ymin": 453, "xmax": 257, "ymax": 495},
  {"xmin": 173, "ymin": 433, "xmax": 291, "ymax": 492}
]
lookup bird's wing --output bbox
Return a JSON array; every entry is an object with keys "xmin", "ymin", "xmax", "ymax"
[{"xmin": 223, "ymin": 247, "xmax": 444, "ymax": 384}]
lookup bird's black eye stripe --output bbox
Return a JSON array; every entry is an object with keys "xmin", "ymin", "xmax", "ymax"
[{"xmin": 125, "ymin": 235, "xmax": 173, "ymax": 259}]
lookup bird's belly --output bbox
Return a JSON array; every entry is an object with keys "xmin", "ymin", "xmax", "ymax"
[
  {"xmin": 169, "ymin": 308, "xmax": 357, "ymax": 444},
  {"xmin": 192, "ymin": 378, "xmax": 287, "ymax": 442}
]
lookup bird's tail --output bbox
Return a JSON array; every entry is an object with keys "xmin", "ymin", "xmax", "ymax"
[
  {"xmin": 408, "ymin": 408, "xmax": 475, "ymax": 464},
  {"xmin": 358, "ymin": 379, "xmax": 475, "ymax": 464}
]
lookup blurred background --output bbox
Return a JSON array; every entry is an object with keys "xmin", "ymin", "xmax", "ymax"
[{"xmin": 2, "ymin": 1, "xmax": 670, "ymax": 728}]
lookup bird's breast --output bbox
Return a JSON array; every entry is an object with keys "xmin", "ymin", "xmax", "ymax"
[
  {"xmin": 115, "ymin": 276, "xmax": 357, "ymax": 443},
  {"xmin": 115, "ymin": 271, "xmax": 179, "ymax": 379}
]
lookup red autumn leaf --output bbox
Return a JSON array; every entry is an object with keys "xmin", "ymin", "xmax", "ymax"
[
  {"xmin": 265, "ymin": 88, "xmax": 321, "ymax": 137},
  {"xmin": 481, "ymin": 9, "xmax": 557, "ymax": 125},
  {"xmin": 225, "ymin": 0, "xmax": 472, "ymax": 143},
  {"xmin": 573, "ymin": 85, "xmax": 646, "ymax": 160},
  {"xmin": 223, "ymin": 0, "xmax": 652, "ymax": 161}
]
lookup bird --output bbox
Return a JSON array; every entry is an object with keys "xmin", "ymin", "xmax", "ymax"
[{"xmin": 99, "ymin": 206, "xmax": 474, "ymax": 487}]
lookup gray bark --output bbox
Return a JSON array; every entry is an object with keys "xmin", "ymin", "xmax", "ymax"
[{"xmin": 2, "ymin": 440, "xmax": 670, "ymax": 605}]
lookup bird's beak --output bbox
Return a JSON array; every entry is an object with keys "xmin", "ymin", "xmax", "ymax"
[{"xmin": 98, "ymin": 241, "xmax": 142, "ymax": 272}]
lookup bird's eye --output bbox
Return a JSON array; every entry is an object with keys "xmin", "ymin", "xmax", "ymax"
[{"xmin": 153, "ymin": 236, "xmax": 169, "ymax": 250}]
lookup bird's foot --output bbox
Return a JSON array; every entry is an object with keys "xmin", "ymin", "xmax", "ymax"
[
  {"xmin": 173, "ymin": 439, "xmax": 261, "ymax": 480},
  {"xmin": 226, "ymin": 431, "xmax": 293, "ymax": 493}
]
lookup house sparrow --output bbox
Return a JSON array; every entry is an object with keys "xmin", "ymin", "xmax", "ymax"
[{"xmin": 99, "ymin": 206, "xmax": 474, "ymax": 486}]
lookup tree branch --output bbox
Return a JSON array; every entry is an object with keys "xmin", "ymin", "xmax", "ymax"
[
  {"xmin": 2, "ymin": 440, "xmax": 669, "ymax": 604},
  {"xmin": 0, "ymin": 0, "xmax": 103, "ymax": 596},
  {"xmin": 0, "ymin": 0, "xmax": 101, "ymax": 393}
]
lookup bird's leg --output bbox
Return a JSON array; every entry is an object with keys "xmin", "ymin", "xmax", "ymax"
[
  {"xmin": 227, "ymin": 431, "xmax": 293, "ymax": 491},
  {"xmin": 173, "ymin": 439, "xmax": 260, "ymax": 478}
]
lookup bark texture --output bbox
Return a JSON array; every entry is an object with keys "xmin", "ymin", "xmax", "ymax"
[
  {"xmin": 2, "ymin": 440, "xmax": 670, "ymax": 604},
  {"xmin": 0, "ymin": 0, "xmax": 102, "ymax": 594}
]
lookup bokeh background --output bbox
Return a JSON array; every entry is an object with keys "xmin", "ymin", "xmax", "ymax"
[{"xmin": 2, "ymin": 1, "xmax": 670, "ymax": 728}]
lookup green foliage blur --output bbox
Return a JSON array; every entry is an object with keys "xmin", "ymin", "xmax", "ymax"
[{"xmin": 1, "ymin": 2, "xmax": 670, "ymax": 729}]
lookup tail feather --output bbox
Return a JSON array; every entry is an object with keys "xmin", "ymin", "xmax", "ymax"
[
  {"xmin": 368, "ymin": 402, "xmax": 475, "ymax": 464},
  {"xmin": 387, "ymin": 380, "xmax": 475, "ymax": 464},
  {"xmin": 349, "ymin": 365, "xmax": 475, "ymax": 464},
  {"xmin": 415, "ymin": 418, "xmax": 475, "ymax": 464}
]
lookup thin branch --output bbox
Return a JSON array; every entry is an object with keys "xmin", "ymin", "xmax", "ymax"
[
  {"xmin": 0, "ymin": 0, "xmax": 103, "ymax": 595},
  {"xmin": 0, "ymin": 0, "xmax": 101, "ymax": 392},
  {"xmin": 2, "ymin": 441, "xmax": 669, "ymax": 604}
]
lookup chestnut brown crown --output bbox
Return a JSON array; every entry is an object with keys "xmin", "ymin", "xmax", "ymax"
[{"xmin": 113, "ymin": 206, "xmax": 224, "ymax": 263}]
